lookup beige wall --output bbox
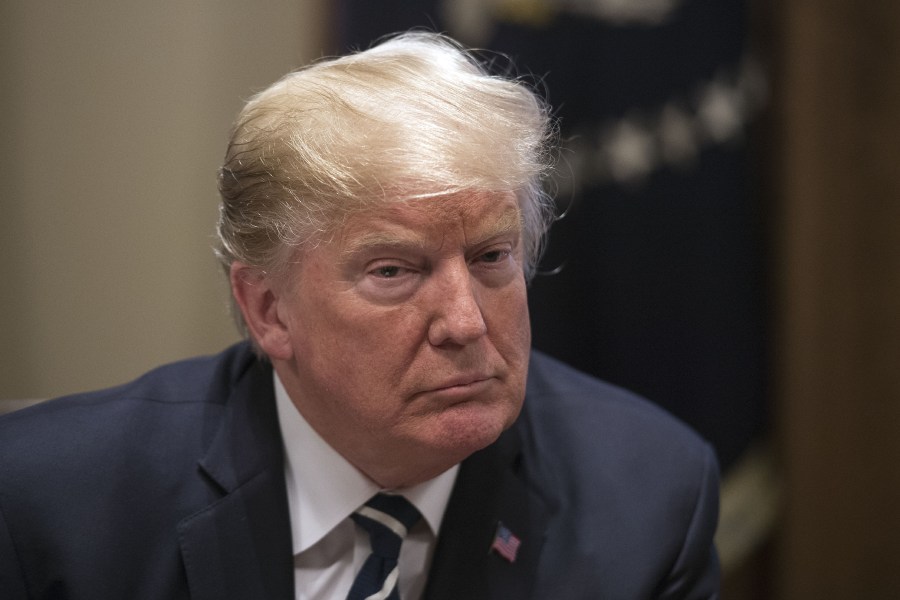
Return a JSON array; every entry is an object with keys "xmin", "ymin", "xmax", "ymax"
[
  {"xmin": 773, "ymin": 2, "xmax": 900, "ymax": 598},
  {"xmin": 0, "ymin": 1, "xmax": 331, "ymax": 398}
]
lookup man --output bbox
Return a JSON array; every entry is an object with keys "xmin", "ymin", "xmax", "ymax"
[{"xmin": 0, "ymin": 32, "xmax": 720, "ymax": 599}]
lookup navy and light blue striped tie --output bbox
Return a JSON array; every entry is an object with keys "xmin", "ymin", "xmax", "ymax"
[{"xmin": 347, "ymin": 493, "xmax": 422, "ymax": 600}]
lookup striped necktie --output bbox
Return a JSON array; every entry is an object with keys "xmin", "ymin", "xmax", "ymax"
[{"xmin": 347, "ymin": 493, "xmax": 422, "ymax": 600}]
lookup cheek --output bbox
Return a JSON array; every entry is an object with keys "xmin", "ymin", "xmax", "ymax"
[
  {"xmin": 296, "ymin": 301, "xmax": 425, "ymax": 392},
  {"xmin": 489, "ymin": 283, "xmax": 531, "ymax": 350},
  {"xmin": 484, "ymin": 285, "xmax": 531, "ymax": 404}
]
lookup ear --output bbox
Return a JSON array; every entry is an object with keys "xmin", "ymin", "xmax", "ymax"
[{"xmin": 229, "ymin": 262, "xmax": 294, "ymax": 360}]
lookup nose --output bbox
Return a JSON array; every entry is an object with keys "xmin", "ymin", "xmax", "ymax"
[{"xmin": 427, "ymin": 261, "xmax": 488, "ymax": 347}]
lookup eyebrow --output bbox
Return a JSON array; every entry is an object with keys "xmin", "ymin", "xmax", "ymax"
[
  {"xmin": 472, "ymin": 208, "xmax": 522, "ymax": 245},
  {"xmin": 341, "ymin": 206, "xmax": 523, "ymax": 258},
  {"xmin": 342, "ymin": 232, "xmax": 431, "ymax": 257}
]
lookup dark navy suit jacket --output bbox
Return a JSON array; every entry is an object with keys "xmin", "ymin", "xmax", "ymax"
[{"xmin": 0, "ymin": 342, "xmax": 719, "ymax": 599}]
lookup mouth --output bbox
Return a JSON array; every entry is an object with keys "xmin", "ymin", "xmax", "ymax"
[
  {"xmin": 420, "ymin": 375, "xmax": 496, "ymax": 400},
  {"xmin": 434, "ymin": 373, "xmax": 493, "ymax": 389}
]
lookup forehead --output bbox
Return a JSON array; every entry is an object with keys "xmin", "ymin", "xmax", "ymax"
[{"xmin": 338, "ymin": 190, "xmax": 522, "ymax": 250}]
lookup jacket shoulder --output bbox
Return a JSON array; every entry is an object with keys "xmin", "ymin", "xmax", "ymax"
[
  {"xmin": 0, "ymin": 342, "xmax": 260, "ymax": 481},
  {"xmin": 520, "ymin": 352, "xmax": 720, "ymax": 596},
  {"xmin": 525, "ymin": 350, "xmax": 712, "ymax": 456}
]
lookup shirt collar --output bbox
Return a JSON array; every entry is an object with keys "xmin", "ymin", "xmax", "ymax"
[{"xmin": 274, "ymin": 372, "xmax": 458, "ymax": 555}]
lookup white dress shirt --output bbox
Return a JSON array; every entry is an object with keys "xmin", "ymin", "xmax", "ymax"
[{"xmin": 274, "ymin": 373, "xmax": 459, "ymax": 600}]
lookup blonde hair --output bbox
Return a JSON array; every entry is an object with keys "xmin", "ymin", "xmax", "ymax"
[{"xmin": 216, "ymin": 31, "xmax": 556, "ymax": 286}]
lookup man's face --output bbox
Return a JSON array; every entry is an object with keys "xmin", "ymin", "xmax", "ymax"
[{"xmin": 271, "ymin": 190, "xmax": 531, "ymax": 488}]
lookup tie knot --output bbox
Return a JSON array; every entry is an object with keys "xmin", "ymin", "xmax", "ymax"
[
  {"xmin": 351, "ymin": 493, "xmax": 421, "ymax": 558},
  {"xmin": 347, "ymin": 494, "xmax": 421, "ymax": 600}
]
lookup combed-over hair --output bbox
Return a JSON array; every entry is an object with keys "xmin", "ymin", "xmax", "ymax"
[{"xmin": 216, "ymin": 31, "xmax": 556, "ymax": 299}]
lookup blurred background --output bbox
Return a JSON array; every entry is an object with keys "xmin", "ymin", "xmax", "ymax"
[{"xmin": 1, "ymin": 1, "xmax": 898, "ymax": 597}]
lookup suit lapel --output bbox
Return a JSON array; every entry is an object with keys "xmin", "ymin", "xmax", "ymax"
[
  {"xmin": 177, "ymin": 351, "xmax": 294, "ymax": 600},
  {"xmin": 424, "ymin": 424, "xmax": 549, "ymax": 600}
]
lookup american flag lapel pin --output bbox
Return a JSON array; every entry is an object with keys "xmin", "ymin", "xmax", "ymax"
[{"xmin": 490, "ymin": 521, "xmax": 521, "ymax": 563}]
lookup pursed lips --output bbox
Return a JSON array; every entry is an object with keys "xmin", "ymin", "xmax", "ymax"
[{"xmin": 423, "ymin": 374, "xmax": 496, "ymax": 395}]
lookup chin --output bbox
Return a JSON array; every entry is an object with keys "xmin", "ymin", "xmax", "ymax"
[
  {"xmin": 381, "ymin": 395, "xmax": 523, "ymax": 487},
  {"xmin": 427, "ymin": 400, "xmax": 517, "ymax": 459}
]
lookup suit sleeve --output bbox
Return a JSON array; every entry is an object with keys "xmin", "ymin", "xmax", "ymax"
[
  {"xmin": 657, "ymin": 444, "xmax": 722, "ymax": 599},
  {"xmin": 0, "ymin": 499, "xmax": 29, "ymax": 599}
]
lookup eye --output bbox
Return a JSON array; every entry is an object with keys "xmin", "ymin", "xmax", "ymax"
[
  {"xmin": 374, "ymin": 265, "xmax": 403, "ymax": 278},
  {"xmin": 468, "ymin": 244, "xmax": 520, "ymax": 287},
  {"xmin": 359, "ymin": 260, "xmax": 421, "ymax": 303},
  {"xmin": 365, "ymin": 262, "xmax": 419, "ymax": 284},
  {"xmin": 478, "ymin": 250, "xmax": 508, "ymax": 264}
]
